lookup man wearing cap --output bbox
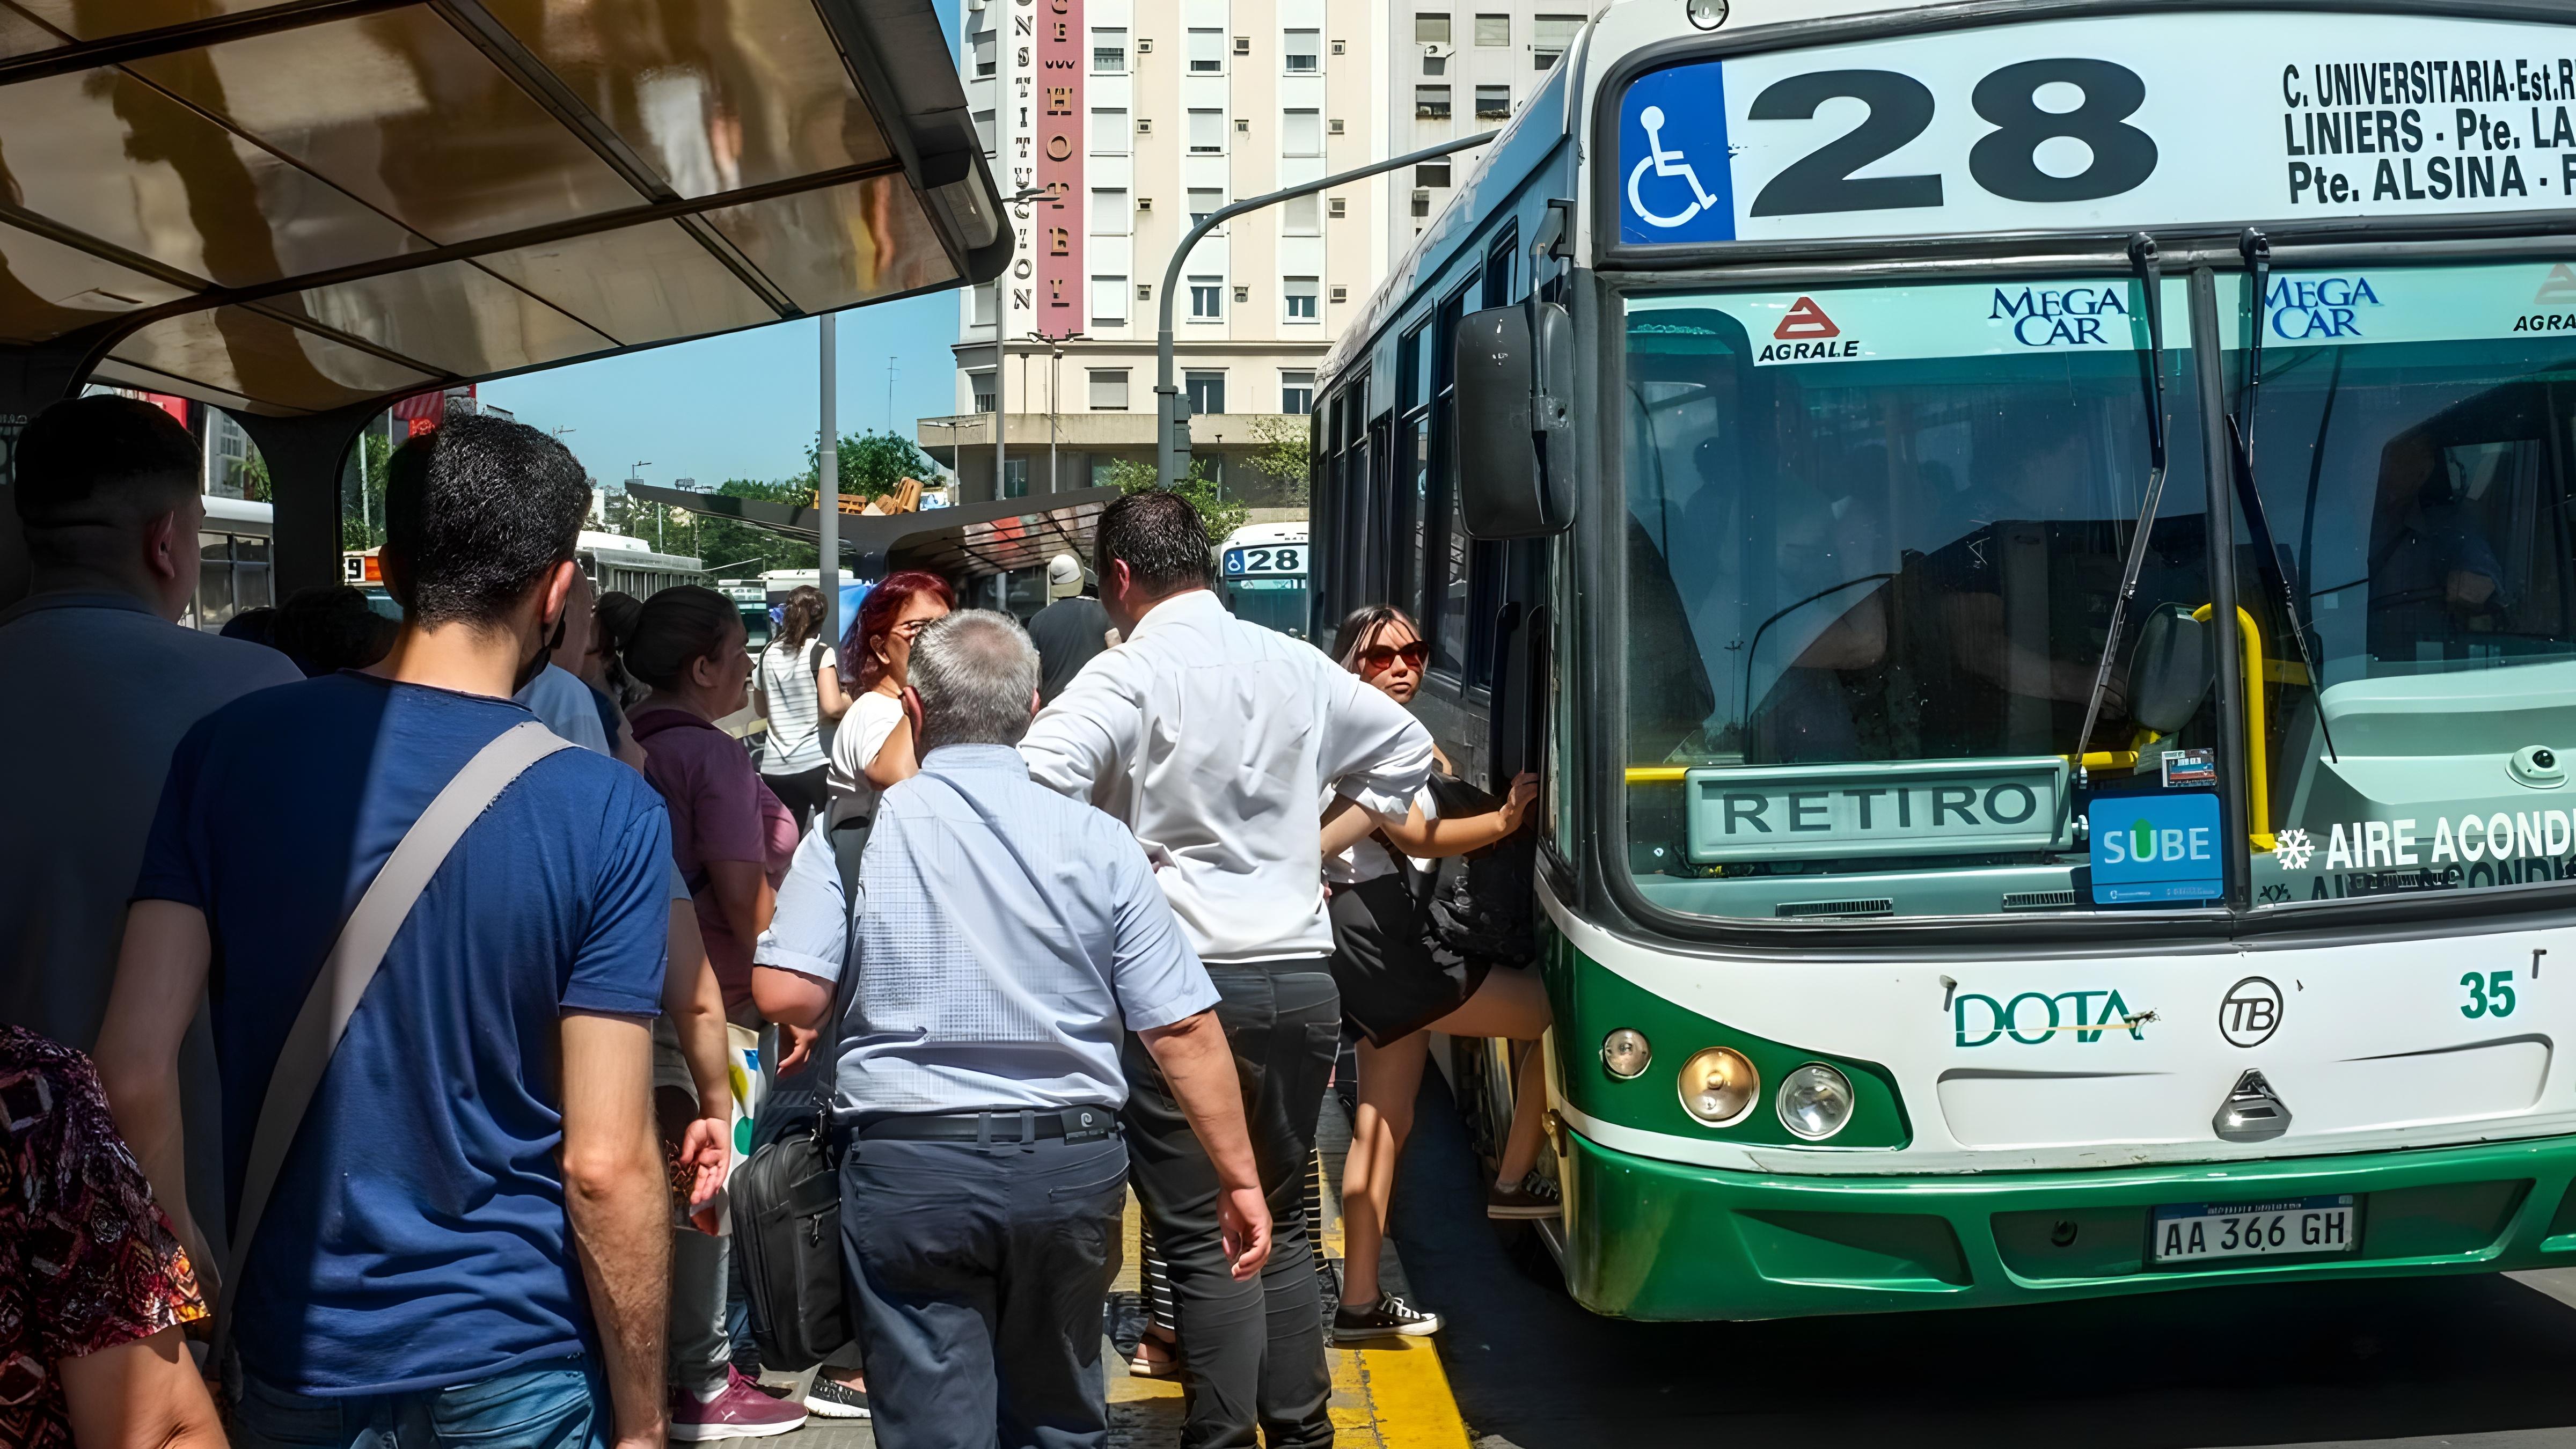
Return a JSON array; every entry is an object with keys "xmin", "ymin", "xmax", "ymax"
[{"xmin": 1026, "ymin": 552, "xmax": 1116, "ymax": 705}]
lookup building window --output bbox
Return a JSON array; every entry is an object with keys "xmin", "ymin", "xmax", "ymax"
[
  {"xmin": 1185, "ymin": 370, "xmax": 1226, "ymax": 414},
  {"xmin": 1188, "ymin": 27, "xmax": 1223, "ymax": 72},
  {"xmin": 1091, "ymin": 188, "xmax": 1129, "ymax": 235},
  {"xmin": 971, "ymin": 282, "xmax": 997, "ymax": 325},
  {"xmin": 1284, "ymin": 28, "xmax": 1319, "ymax": 72},
  {"xmin": 1414, "ymin": 12, "xmax": 1450, "ymax": 43},
  {"xmin": 1002, "ymin": 457, "xmax": 1028, "ymax": 498},
  {"xmin": 972, "ymin": 29, "xmax": 996, "ymax": 76},
  {"xmin": 1091, "ymin": 107, "xmax": 1128, "ymax": 155},
  {"xmin": 1092, "ymin": 28, "xmax": 1126, "ymax": 71},
  {"xmin": 1411, "ymin": 189, "xmax": 1431, "ymax": 218},
  {"xmin": 1281, "ymin": 370, "xmax": 1315, "ymax": 414},
  {"xmin": 1423, "ymin": 54, "xmax": 1446, "ymax": 76},
  {"xmin": 1188, "ymin": 108, "xmax": 1224, "ymax": 153},
  {"xmin": 1475, "ymin": 84, "xmax": 1510, "ymax": 119},
  {"xmin": 971, "ymin": 370, "xmax": 996, "ymax": 413},
  {"xmin": 1417, "ymin": 159, "xmax": 1451, "ymax": 187},
  {"xmin": 1283, "ymin": 107, "xmax": 1322, "ymax": 156},
  {"xmin": 1091, "ymin": 275, "xmax": 1128, "ymax": 325},
  {"xmin": 1534, "ymin": 13, "xmax": 1580, "ymax": 69},
  {"xmin": 1282, "ymin": 192, "xmax": 1320, "ymax": 236},
  {"xmin": 1415, "ymin": 85, "xmax": 1451, "ymax": 120},
  {"xmin": 974, "ymin": 108, "xmax": 996, "ymax": 152},
  {"xmin": 1189, "ymin": 276, "xmax": 1222, "ymax": 319},
  {"xmin": 1089, "ymin": 368, "xmax": 1131, "ymax": 409},
  {"xmin": 1284, "ymin": 276, "xmax": 1319, "ymax": 321},
  {"xmin": 1189, "ymin": 187, "xmax": 1224, "ymax": 226},
  {"xmin": 1475, "ymin": 12, "xmax": 1508, "ymax": 44}
]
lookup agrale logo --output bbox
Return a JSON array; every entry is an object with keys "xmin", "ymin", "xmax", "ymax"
[
  {"xmin": 1955, "ymin": 989, "xmax": 2153, "ymax": 1048},
  {"xmin": 1758, "ymin": 296, "xmax": 1860, "ymax": 362}
]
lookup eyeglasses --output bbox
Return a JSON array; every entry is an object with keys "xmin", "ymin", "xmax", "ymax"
[{"xmin": 1358, "ymin": 641, "xmax": 1428, "ymax": 674}]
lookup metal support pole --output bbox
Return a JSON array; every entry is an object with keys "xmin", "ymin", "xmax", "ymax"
[
  {"xmin": 819, "ymin": 312, "xmax": 840, "ymax": 647},
  {"xmin": 1157, "ymin": 129, "xmax": 1498, "ymax": 488}
]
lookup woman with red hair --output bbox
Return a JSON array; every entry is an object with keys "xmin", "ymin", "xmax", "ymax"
[{"xmin": 824, "ymin": 570, "xmax": 957, "ymax": 827}]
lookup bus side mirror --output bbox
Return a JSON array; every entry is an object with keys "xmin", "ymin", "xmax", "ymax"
[
  {"xmin": 1454, "ymin": 302, "xmax": 1578, "ymax": 539},
  {"xmin": 2129, "ymin": 605, "xmax": 2214, "ymax": 735}
]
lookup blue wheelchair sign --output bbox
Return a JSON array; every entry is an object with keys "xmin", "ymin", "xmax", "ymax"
[{"xmin": 1618, "ymin": 63, "xmax": 1735, "ymax": 245}]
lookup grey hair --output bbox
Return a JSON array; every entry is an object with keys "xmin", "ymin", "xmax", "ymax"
[{"xmin": 909, "ymin": 609, "xmax": 1043, "ymax": 752}]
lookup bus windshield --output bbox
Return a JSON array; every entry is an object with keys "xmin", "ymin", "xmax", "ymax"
[
  {"xmin": 2242, "ymin": 262, "xmax": 2576, "ymax": 907},
  {"xmin": 1621, "ymin": 279, "xmax": 2216, "ymax": 920}
]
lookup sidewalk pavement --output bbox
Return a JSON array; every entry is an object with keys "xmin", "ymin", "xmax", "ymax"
[{"xmin": 726, "ymin": 1094, "xmax": 1473, "ymax": 1448}]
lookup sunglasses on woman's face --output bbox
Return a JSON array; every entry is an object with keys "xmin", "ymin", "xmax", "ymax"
[{"xmin": 1359, "ymin": 641, "xmax": 1428, "ymax": 674}]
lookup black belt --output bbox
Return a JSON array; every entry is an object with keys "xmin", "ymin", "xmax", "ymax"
[{"xmin": 854, "ymin": 1106, "xmax": 1119, "ymax": 1144}]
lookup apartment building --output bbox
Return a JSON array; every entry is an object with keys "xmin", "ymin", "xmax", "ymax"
[
  {"xmin": 1381, "ymin": 3, "xmax": 1583, "ymax": 254},
  {"xmin": 924, "ymin": 0, "xmax": 1386, "ymax": 512}
]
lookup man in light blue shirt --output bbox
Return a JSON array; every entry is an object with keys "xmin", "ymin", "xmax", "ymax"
[{"xmin": 753, "ymin": 610, "xmax": 1266, "ymax": 1449}]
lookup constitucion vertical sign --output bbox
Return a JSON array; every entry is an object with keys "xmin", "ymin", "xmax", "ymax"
[{"xmin": 1034, "ymin": 0, "xmax": 1082, "ymax": 338}]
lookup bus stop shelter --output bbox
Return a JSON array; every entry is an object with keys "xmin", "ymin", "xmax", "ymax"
[
  {"xmin": 628, "ymin": 480, "xmax": 1120, "ymax": 590},
  {"xmin": 0, "ymin": 0, "xmax": 1010, "ymax": 605}
]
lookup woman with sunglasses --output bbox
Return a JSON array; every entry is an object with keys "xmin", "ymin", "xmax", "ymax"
[
  {"xmin": 1318, "ymin": 605, "xmax": 1553, "ymax": 1344},
  {"xmin": 823, "ymin": 570, "xmax": 955, "ymax": 828}
]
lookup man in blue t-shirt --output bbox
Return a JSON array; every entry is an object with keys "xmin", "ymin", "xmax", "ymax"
[{"xmin": 96, "ymin": 416, "xmax": 677, "ymax": 1448}]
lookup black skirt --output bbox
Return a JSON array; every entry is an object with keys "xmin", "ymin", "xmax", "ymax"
[{"xmin": 1327, "ymin": 873, "xmax": 1491, "ymax": 1049}]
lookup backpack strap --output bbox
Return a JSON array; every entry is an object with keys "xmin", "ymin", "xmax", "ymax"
[{"xmin": 216, "ymin": 720, "xmax": 573, "ymax": 1357}]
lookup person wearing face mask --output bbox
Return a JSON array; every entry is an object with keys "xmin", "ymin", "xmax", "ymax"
[
  {"xmin": 94, "ymin": 417, "xmax": 679, "ymax": 1448},
  {"xmin": 824, "ymin": 570, "xmax": 954, "ymax": 828}
]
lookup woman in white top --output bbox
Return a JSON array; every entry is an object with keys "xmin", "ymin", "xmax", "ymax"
[
  {"xmin": 1316, "ymin": 604, "xmax": 1548, "ymax": 1343},
  {"xmin": 755, "ymin": 585, "xmax": 850, "ymax": 829},
  {"xmin": 824, "ymin": 570, "xmax": 955, "ymax": 826}
]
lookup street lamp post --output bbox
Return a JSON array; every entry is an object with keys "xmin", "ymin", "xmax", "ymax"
[{"xmin": 1157, "ymin": 130, "xmax": 1498, "ymax": 488}]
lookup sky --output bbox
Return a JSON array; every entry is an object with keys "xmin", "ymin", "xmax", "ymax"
[{"xmin": 481, "ymin": 0, "xmax": 969, "ymax": 492}]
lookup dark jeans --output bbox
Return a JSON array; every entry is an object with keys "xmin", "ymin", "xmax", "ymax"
[
  {"xmin": 840, "ymin": 1131, "xmax": 1129, "ymax": 1449},
  {"xmin": 231, "ymin": 1362, "xmax": 605, "ymax": 1448},
  {"xmin": 762, "ymin": 764, "xmax": 830, "ymax": 830},
  {"xmin": 1121, "ymin": 960, "xmax": 1338, "ymax": 1449}
]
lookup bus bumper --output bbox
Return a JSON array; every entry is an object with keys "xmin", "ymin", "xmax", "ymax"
[{"xmin": 1557, "ymin": 1124, "xmax": 2576, "ymax": 1320}]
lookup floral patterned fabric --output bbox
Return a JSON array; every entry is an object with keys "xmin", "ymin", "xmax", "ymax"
[{"xmin": 0, "ymin": 1023, "xmax": 206, "ymax": 1449}]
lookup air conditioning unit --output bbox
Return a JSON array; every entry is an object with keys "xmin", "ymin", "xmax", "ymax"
[
  {"xmin": 1327, "ymin": 197, "xmax": 1346, "ymax": 217},
  {"xmin": 1235, "ymin": 117, "xmax": 1249, "ymax": 132},
  {"xmin": 1233, "ymin": 285, "xmax": 1249, "ymax": 302},
  {"xmin": 1137, "ymin": 117, "xmax": 1152, "ymax": 133},
  {"xmin": 1233, "ymin": 35, "xmax": 1249, "ymax": 53},
  {"xmin": 1330, "ymin": 38, "xmax": 1345, "ymax": 53},
  {"xmin": 1136, "ymin": 196, "xmax": 1152, "ymax": 210},
  {"xmin": 1327, "ymin": 118, "xmax": 1345, "ymax": 134},
  {"xmin": 1137, "ymin": 282, "xmax": 1152, "ymax": 299},
  {"xmin": 1330, "ymin": 286, "xmax": 1349, "ymax": 302},
  {"xmin": 1136, "ymin": 36, "xmax": 1152, "ymax": 51}
]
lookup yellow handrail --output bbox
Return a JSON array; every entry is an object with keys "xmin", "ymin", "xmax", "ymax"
[{"xmin": 2192, "ymin": 604, "xmax": 2273, "ymax": 851}]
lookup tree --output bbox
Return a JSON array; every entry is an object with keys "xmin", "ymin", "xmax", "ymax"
[
  {"xmin": 795, "ymin": 429, "xmax": 936, "ymax": 504},
  {"xmin": 1100, "ymin": 457, "xmax": 1248, "ymax": 543},
  {"xmin": 693, "ymin": 478, "xmax": 819, "ymax": 577},
  {"xmin": 324, "ymin": 429, "xmax": 395, "ymax": 553},
  {"xmin": 1241, "ymin": 413, "xmax": 1312, "ymax": 509}
]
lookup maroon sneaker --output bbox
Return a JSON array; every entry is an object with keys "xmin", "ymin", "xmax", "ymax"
[{"xmin": 669, "ymin": 1365, "xmax": 810, "ymax": 1440}]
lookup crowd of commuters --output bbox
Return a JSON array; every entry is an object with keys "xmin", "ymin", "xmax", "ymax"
[{"xmin": 0, "ymin": 395, "xmax": 1550, "ymax": 1449}]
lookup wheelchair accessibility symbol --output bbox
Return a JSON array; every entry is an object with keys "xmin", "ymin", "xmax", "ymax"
[{"xmin": 1627, "ymin": 106, "xmax": 1721, "ymax": 230}]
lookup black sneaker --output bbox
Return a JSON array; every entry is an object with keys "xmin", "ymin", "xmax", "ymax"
[
  {"xmin": 1333, "ymin": 1292, "xmax": 1443, "ymax": 1342},
  {"xmin": 1488, "ymin": 1172, "xmax": 1562, "ymax": 1220},
  {"xmin": 802, "ymin": 1375, "xmax": 871, "ymax": 1419}
]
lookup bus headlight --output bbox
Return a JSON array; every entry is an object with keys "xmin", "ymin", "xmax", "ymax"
[
  {"xmin": 1600, "ymin": 1029, "xmax": 1651, "ymax": 1080},
  {"xmin": 1777, "ymin": 1064, "xmax": 1855, "ymax": 1140},
  {"xmin": 1677, "ymin": 1047, "xmax": 1758, "ymax": 1126}
]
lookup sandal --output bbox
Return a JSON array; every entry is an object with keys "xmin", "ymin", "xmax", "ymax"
[{"xmin": 1128, "ymin": 1332, "xmax": 1184, "ymax": 1380}]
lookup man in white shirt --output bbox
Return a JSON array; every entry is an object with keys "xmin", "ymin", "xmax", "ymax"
[{"xmin": 1021, "ymin": 492, "xmax": 1432, "ymax": 1449}]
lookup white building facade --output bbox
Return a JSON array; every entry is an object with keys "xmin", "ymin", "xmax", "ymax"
[
  {"xmin": 1380, "ymin": 3, "xmax": 1581, "ymax": 255},
  {"xmin": 926, "ymin": 0, "xmax": 1390, "ymax": 513}
]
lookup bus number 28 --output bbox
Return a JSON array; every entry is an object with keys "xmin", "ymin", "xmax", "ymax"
[
  {"xmin": 1241, "ymin": 547, "xmax": 1301, "ymax": 575},
  {"xmin": 1748, "ymin": 59, "xmax": 2158, "ymax": 218}
]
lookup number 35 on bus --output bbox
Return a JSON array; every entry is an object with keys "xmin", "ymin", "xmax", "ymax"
[{"xmin": 1313, "ymin": 0, "xmax": 2576, "ymax": 1320}]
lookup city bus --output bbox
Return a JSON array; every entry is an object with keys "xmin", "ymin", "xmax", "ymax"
[
  {"xmin": 1218, "ymin": 522, "xmax": 1311, "ymax": 639},
  {"xmin": 1313, "ymin": 0, "xmax": 2576, "ymax": 1321},
  {"xmin": 345, "ymin": 531, "xmax": 704, "ymax": 617}
]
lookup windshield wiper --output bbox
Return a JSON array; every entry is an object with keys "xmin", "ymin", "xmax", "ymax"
[
  {"xmin": 2232, "ymin": 228, "xmax": 2340, "ymax": 765},
  {"xmin": 2074, "ymin": 235, "xmax": 2172, "ymax": 782}
]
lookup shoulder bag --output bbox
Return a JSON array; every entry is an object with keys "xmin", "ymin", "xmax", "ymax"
[{"xmin": 728, "ymin": 807, "xmax": 875, "ymax": 1371}]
